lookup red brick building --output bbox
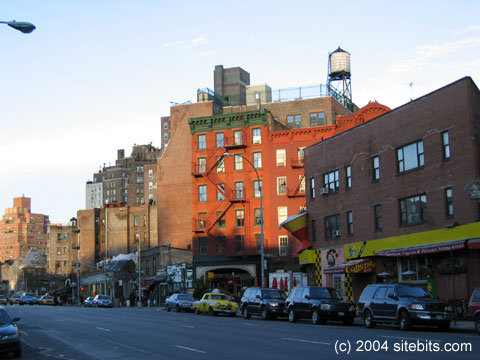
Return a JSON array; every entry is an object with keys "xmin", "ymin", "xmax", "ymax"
[
  {"xmin": 304, "ymin": 77, "xmax": 480, "ymax": 303},
  {"xmin": 0, "ymin": 197, "xmax": 50, "ymax": 262}
]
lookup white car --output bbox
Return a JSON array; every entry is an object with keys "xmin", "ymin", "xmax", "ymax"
[{"xmin": 93, "ymin": 295, "xmax": 113, "ymax": 308}]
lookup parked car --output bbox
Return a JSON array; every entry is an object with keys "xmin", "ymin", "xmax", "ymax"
[
  {"xmin": 165, "ymin": 293, "xmax": 195, "ymax": 312},
  {"xmin": 9, "ymin": 296, "xmax": 20, "ymax": 305},
  {"xmin": 467, "ymin": 287, "xmax": 480, "ymax": 335},
  {"xmin": 0, "ymin": 308, "xmax": 21, "ymax": 358},
  {"xmin": 19, "ymin": 295, "xmax": 35, "ymax": 306},
  {"xmin": 240, "ymin": 287, "xmax": 286, "ymax": 320},
  {"xmin": 358, "ymin": 284, "xmax": 453, "ymax": 331},
  {"xmin": 93, "ymin": 294, "xmax": 113, "ymax": 308},
  {"xmin": 39, "ymin": 295, "xmax": 55, "ymax": 306},
  {"xmin": 0, "ymin": 296, "xmax": 8, "ymax": 306},
  {"xmin": 84, "ymin": 297, "xmax": 95, "ymax": 307},
  {"xmin": 286, "ymin": 286, "xmax": 355, "ymax": 325},
  {"xmin": 193, "ymin": 293, "xmax": 238, "ymax": 316}
]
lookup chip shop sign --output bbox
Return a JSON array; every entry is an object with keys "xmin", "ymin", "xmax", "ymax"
[{"xmin": 345, "ymin": 259, "xmax": 375, "ymax": 274}]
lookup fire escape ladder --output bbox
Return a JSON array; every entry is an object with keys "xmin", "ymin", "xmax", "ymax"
[
  {"xmin": 207, "ymin": 224, "xmax": 232, "ymax": 255},
  {"xmin": 288, "ymin": 174, "xmax": 306, "ymax": 198},
  {"xmin": 206, "ymin": 202, "xmax": 233, "ymax": 233}
]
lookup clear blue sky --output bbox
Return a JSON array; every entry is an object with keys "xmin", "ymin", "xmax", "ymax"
[{"xmin": 1, "ymin": 0, "xmax": 479, "ymax": 223}]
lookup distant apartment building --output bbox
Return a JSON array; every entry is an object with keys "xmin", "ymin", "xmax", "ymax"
[
  {"xmin": 0, "ymin": 197, "xmax": 50, "ymax": 262},
  {"xmin": 161, "ymin": 116, "xmax": 171, "ymax": 152},
  {"xmin": 304, "ymin": 77, "xmax": 480, "ymax": 302},
  {"xmin": 47, "ymin": 220, "xmax": 79, "ymax": 276},
  {"xmin": 86, "ymin": 144, "xmax": 162, "ymax": 209}
]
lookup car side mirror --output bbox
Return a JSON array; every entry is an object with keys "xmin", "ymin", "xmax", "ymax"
[
  {"xmin": 304, "ymin": 295, "xmax": 310, "ymax": 300},
  {"xmin": 387, "ymin": 293, "xmax": 397, "ymax": 300},
  {"xmin": 12, "ymin": 317, "xmax": 20, "ymax": 322},
  {"xmin": 256, "ymin": 295, "xmax": 261, "ymax": 299}
]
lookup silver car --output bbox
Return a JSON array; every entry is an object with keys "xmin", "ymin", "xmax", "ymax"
[{"xmin": 93, "ymin": 295, "xmax": 113, "ymax": 308}]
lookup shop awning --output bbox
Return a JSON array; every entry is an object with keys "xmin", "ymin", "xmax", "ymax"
[
  {"xmin": 468, "ymin": 238, "xmax": 480, "ymax": 249},
  {"xmin": 141, "ymin": 279, "xmax": 155, "ymax": 290},
  {"xmin": 279, "ymin": 212, "xmax": 312, "ymax": 253},
  {"xmin": 375, "ymin": 239, "xmax": 465, "ymax": 257},
  {"xmin": 324, "ymin": 258, "xmax": 375, "ymax": 274}
]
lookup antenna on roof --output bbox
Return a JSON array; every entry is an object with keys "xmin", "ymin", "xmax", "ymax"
[{"xmin": 409, "ymin": 82, "xmax": 414, "ymax": 101}]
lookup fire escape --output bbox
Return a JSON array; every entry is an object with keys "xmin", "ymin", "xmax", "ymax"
[
  {"xmin": 192, "ymin": 132, "xmax": 248, "ymax": 256},
  {"xmin": 287, "ymin": 158, "xmax": 306, "ymax": 202}
]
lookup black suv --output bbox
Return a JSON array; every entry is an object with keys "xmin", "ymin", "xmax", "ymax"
[
  {"xmin": 358, "ymin": 284, "xmax": 453, "ymax": 331},
  {"xmin": 285, "ymin": 286, "xmax": 355, "ymax": 325},
  {"xmin": 240, "ymin": 288, "xmax": 286, "ymax": 320}
]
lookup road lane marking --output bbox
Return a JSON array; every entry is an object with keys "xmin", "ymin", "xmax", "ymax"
[
  {"xmin": 243, "ymin": 323, "xmax": 261, "ymax": 326},
  {"xmin": 179, "ymin": 325, "xmax": 195, "ymax": 328},
  {"xmin": 380, "ymin": 335, "xmax": 442, "ymax": 342},
  {"xmin": 20, "ymin": 331, "xmax": 29, "ymax": 336},
  {"xmin": 96, "ymin": 327, "xmax": 111, "ymax": 332},
  {"xmin": 281, "ymin": 337, "xmax": 331, "ymax": 345},
  {"xmin": 174, "ymin": 345, "xmax": 206, "ymax": 353}
]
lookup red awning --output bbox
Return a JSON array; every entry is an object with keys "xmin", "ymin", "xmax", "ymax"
[
  {"xmin": 468, "ymin": 238, "xmax": 480, "ymax": 249},
  {"xmin": 324, "ymin": 258, "xmax": 375, "ymax": 274},
  {"xmin": 376, "ymin": 239, "xmax": 465, "ymax": 257}
]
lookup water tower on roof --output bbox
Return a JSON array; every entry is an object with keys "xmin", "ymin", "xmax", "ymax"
[{"xmin": 327, "ymin": 47, "xmax": 353, "ymax": 111}]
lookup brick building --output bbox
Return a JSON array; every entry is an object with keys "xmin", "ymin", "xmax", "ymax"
[
  {"xmin": 47, "ymin": 220, "xmax": 80, "ymax": 276},
  {"xmin": 0, "ymin": 197, "xmax": 50, "ymax": 262},
  {"xmin": 304, "ymin": 77, "xmax": 480, "ymax": 303}
]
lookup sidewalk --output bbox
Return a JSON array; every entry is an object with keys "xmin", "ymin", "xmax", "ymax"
[{"xmin": 353, "ymin": 316, "xmax": 475, "ymax": 332}]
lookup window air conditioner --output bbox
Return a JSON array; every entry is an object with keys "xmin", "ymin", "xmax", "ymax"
[
  {"xmin": 332, "ymin": 230, "xmax": 341, "ymax": 237},
  {"xmin": 320, "ymin": 187, "xmax": 329, "ymax": 194}
]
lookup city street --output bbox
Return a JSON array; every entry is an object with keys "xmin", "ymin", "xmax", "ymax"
[{"xmin": 1, "ymin": 305, "xmax": 478, "ymax": 360}]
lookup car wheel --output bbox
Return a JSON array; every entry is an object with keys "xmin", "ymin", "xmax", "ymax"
[
  {"xmin": 399, "ymin": 310, "xmax": 412, "ymax": 331},
  {"xmin": 176, "ymin": 305, "xmax": 181, "ymax": 313},
  {"xmin": 261, "ymin": 308, "xmax": 270, "ymax": 321},
  {"xmin": 312, "ymin": 309, "xmax": 320, "ymax": 325},
  {"xmin": 208, "ymin": 307, "xmax": 215, "ymax": 316},
  {"xmin": 243, "ymin": 307, "xmax": 250, "ymax": 319},
  {"xmin": 166, "ymin": 304, "xmax": 171, "ymax": 312},
  {"xmin": 364, "ymin": 309, "xmax": 375, "ymax": 329},
  {"xmin": 194, "ymin": 308, "xmax": 200, "ymax": 315},
  {"xmin": 475, "ymin": 316, "xmax": 480, "ymax": 335},
  {"xmin": 288, "ymin": 308, "xmax": 297, "ymax": 323},
  {"xmin": 12, "ymin": 346, "xmax": 21, "ymax": 358}
]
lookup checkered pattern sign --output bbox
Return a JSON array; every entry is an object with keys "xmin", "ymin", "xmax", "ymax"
[{"xmin": 315, "ymin": 250, "xmax": 322, "ymax": 286}]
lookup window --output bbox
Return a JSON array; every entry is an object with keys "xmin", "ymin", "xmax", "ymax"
[
  {"xmin": 397, "ymin": 140, "xmax": 424, "ymax": 173},
  {"xmin": 445, "ymin": 187, "xmax": 454, "ymax": 217},
  {"xmin": 325, "ymin": 214, "xmax": 340, "ymax": 238},
  {"xmin": 279, "ymin": 236, "xmax": 288, "ymax": 256},
  {"xmin": 276, "ymin": 149, "xmax": 286, "ymax": 166},
  {"xmin": 148, "ymin": 169, "xmax": 153, "ymax": 178},
  {"xmin": 198, "ymin": 185, "xmax": 207, "ymax": 202},
  {"xmin": 374, "ymin": 204, "xmax": 383, "ymax": 231},
  {"xmin": 148, "ymin": 182, "xmax": 153, "ymax": 190},
  {"xmin": 234, "ymin": 154, "xmax": 243, "ymax": 170},
  {"xmin": 298, "ymin": 147, "xmax": 305, "ymax": 164},
  {"xmin": 136, "ymin": 166, "xmax": 144, "ymax": 173},
  {"xmin": 324, "ymin": 170, "xmax": 339, "ymax": 192},
  {"xmin": 372, "ymin": 156, "xmax": 380, "ymax": 180},
  {"xmin": 57, "ymin": 247, "xmax": 61, "ymax": 255},
  {"xmin": 310, "ymin": 112, "xmax": 325, "ymax": 126},
  {"xmin": 299, "ymin": 175, "xmax": 306, "ymax": 193},
  {"xmin": 399, "ymin": 194, "xmax": 427, "ymax": 225},
  {"xmin": 199, "ymin": 237, "xmax": 208, "ymax": 255},
  {"xmin": 255, "ymin": 233, "xmax": 261, "ymax": 253},
  {"xmin": 235, "ymin": 182, "xmax": 244, "ymax": 199},
  {"xmin": 198, "ymin": 212, "xmax": 207, "ymax": 230},
  {"xmin": 216, "ymin": 132, "xmax": 224, "ymax": 148},
  {"xmin": 442, "ymin": 131, "xmax": 450, "ymax": 159},
  {"xmin": 198, "ymin": 157, "xmax": 206, "ymax": 174},
  {"xmin": 198, "ymin": 134, "xmax": 206, "ymax": 150},
  {"xmin": 277, "ymin": 177, "xmax": 287, "ymax": 195},
  {"xmin": 234, "ymin": 130, "xmax": 243, "ymax": 145},
  {"xmin": 287, "ymin": 114, "xmax": 302, "ymax": 129},
  {"xmin": 254, "ymin": 208, "xmax": 262, "ymax": 226},
  {"xmin": 235, "ymin": 209, "xmax": 245, "ymax": 227},
  {"xmin": 164, "ymin": 122, "xmax": 169, "ymax": 129},
  {"xmin": 136, "ymin": 177, "xmax": 144, "ymax": 184},
  {"xmin": 216, "ymin": 211, "xmax": 225, "ymax": 228},
  {"xmin": 347, "ymin": 211, "xmax": 353, "ymax": 235},
  {"xmin": 254, "ymin": 180, "xmax": 262, "ymax": 198},
  {"xmin": 216, "ymin": 156, "xmax": 225, "ymax": 173},
  {"xmin": 217, "ymin": 235, "xmax": 226, "ymax": 254},
  {"xmin": 278, "ymin": 206, "xmax": 288, "ymax": 225},
  {"xmin": 216, "ymin": 184, "xmax": 225, "ymax": 201},
  {"xmin": 252, "ymin": 128, "xmax": 262, "ymax": 144},
  {"xmin": 134, "ymin": 215, "xmax": 139, "ymax": 227},
  {"xmin": 310, "ymin": 177, "xmax": 316, "ymax": 199},
  {"xmin": 253, "ymin": 152, "xmax": 262, "ymax": 168},
  {"xmin": 345, "ymin": 165, "xmax": 352, "ymax": 188},
  {"xmin": 235, "ymin": 235, "xmax": 245, "ymax": 252}
]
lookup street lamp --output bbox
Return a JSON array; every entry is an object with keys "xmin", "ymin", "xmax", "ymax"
[
  {"xmin": 0, "ymin": 20, "xmax": 36, "ymax": 34},
  {"xmin": 223, "ymin": 152, "xmax": 265, "ymax": 287}
]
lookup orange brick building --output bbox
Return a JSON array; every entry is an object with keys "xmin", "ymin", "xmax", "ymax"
[{"xmin": 0, "ymin": 197, "xmax": 50, "ymax": 262}]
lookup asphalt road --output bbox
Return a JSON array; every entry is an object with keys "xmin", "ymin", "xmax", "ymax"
[{"xmin": 1, "ymin": 305, "xmax": 478, "ymax": 360}]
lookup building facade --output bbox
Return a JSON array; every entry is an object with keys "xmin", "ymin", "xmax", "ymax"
[
  {"xmin": 0, "ymin": 197, "xmax": 50, "ymax": 262},
  {"xmin": 304, "ymin": 77, "xmax": 480, "ymax": 304}
]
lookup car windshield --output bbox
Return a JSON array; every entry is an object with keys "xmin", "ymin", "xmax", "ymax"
[
  {"xmin": 397, "ymin": 286, "xmax": 431, "ymax": 298},
  {"xmin": 178, "ymin": 295, "xmax": 194, "ymax": 301},
  {"xmin": 0, "ymin": 310, "xmax": 12, "ymax": 326},
  {"xmin": 210, "ymin": 295, "xmax": 228, "ymax": 300},
  {"xmin": 310, "ymin": 287, "xmax": 343, "ymax": 300},
  {"xmin": 98, "ymin": 295, "xmax": 109, "ymax": 300},
  {"xmin": 261, "ymin": 290, "xmax": 286, "ymax": 300}
]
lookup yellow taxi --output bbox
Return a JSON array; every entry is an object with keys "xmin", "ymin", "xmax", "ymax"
[{"xmin": 193, "ymin": 293, "xmax": 238, "ymax": 316}]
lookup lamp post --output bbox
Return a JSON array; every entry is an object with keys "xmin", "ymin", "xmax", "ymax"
[
  {"xmin": 137, "ymin": 236, "xmax": 142, "ymax": 308},
  {"xmin": 223, "ymin": 152, "xmax": 265, "ymax": 287},
  {"xmin": 0, "ymin": 20, "xmax": 36, "ymax": 34}
]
